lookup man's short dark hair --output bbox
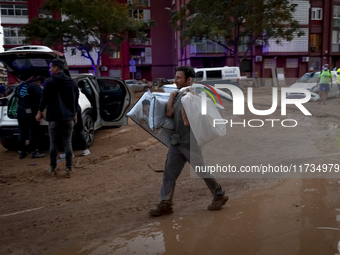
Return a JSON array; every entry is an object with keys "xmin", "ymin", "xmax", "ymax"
[
  {"xmin": 35, "ymin": 75, "xmax": 46, "ymax": 84},
  {"xmin": 51, "ymin": 59, "xmax": 65, "ymax": 71},
  {"xmin": 176, "ymin": 66, "xmax": 195, "ymax": 80}
]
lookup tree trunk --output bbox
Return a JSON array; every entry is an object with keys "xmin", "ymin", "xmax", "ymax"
[
  {"xmin": 233, "ymin": 43, "xmax": 240, "ymax": 67},
  {"xmin": 94, "ymin": 65, "xmax": 101, "ymax": 77}
]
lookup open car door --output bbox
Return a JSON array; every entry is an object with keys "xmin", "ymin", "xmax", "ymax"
[{"xmin": 95, "ymin": 77, "xmax": 133, "ymax": 126}]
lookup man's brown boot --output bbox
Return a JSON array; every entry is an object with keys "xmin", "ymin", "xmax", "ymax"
[
  {"xmin": 48, "ymin": 167, "xmax": 57, "ymax": 176},
  {"xmin": 149, "ymin": 201, "xmax": 173, "ymax": 216},
  {"xmin": 207, "ymin": 195, "xmax": 229, "ymax": 210},
  {"xmin": 65, "ymin": 167, "xmax": 72, "ymax": 178}
]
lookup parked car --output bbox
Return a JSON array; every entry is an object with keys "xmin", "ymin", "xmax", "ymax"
[
  {"xmin": 286, "ymin": 71, "xmax": 339, "ymax": 101},
  {"xmin": 0, "ymin": 45, "xmax": 133, "ymax": 150},
  {"xmin": 153, "ymin": 78, "xmax": 171, "ymax": 89},
  {"xmin": 125, "ymin": 79, "xmax": 150, "ymax": 92}
]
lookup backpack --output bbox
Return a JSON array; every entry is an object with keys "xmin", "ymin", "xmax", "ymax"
[
  {"xmin": 15, "ymin": 82, "xmax": 28, "ymax": 99},
  {"xmin": 14, "ymin": 82, "xmax": 31, "ymax": 115}
]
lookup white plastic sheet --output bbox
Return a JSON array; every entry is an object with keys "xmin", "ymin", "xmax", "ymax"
[
  {"xmin": 149, "ymin": 93, "xmax": 174, "ymax": 131},
  {"xmin": 181, "ymin": 92, "xmax": 226, "ymax": 146},
  {"xmin": 126, "ymin": 89, "xmax": 174, "ymax": 147}
]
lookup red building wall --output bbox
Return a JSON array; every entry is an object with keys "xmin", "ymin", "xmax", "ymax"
[
  {"xmin": 149, "ymin": 0, "xmax": 175, "ymax": 79},
  {"xmin": 1, "ymin": 0, "xmax": 175, "ymax": 82}
]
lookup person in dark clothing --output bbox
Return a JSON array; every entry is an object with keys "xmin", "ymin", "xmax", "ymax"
[
  {"xmin": 16, "ymin": 76, "xmax": 46, "ymax": 159},
  {"xmin": 36, "ymin": 59, "xmax": 79, "ymax": 178}
]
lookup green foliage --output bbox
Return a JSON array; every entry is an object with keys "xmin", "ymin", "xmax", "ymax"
[
  {"xmin": 21, "ymin": 0, "xmax": 155, "ymax": 76},
  {"xmin": 170, "ymin": 0, "xmax": 304, "ymax": 66}
]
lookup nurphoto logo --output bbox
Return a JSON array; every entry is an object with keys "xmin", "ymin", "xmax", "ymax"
[{"xmin": 200, "ymin": 84, "xmax": 312, "ymax": 128}]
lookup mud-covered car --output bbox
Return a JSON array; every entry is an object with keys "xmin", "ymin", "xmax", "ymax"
[
  {"xmin": 0, "ymin": 45, "xmax": 133, "ymax": 150},
  {"xmin": 286, "ymin": 71, "xmax": 339, "ymax": 101},
  {"xmin": 152, "ymin": 78, "xmax": 171, "ymax": 89},
  {"xmin": 125, "ymin": 79, "xmax": 150, "ymax": 92}
]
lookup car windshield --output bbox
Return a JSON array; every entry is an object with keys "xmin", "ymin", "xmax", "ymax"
[{"xmin": 297, "ymin": 72, "xmax": 320, "ymax": 83}]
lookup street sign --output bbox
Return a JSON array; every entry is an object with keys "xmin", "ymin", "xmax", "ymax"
[
  {"xmin": 129, "ymin": 66, "xmax": 136, "ymax": 73},
  {"xmin": 129, "ymin": 59, "xmax": 136, "ymax": 66}
]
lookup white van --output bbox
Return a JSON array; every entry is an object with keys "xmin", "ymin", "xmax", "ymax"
[{"xmin": 194, "ymin": 66, "xmax": 241, "ymax": 88}]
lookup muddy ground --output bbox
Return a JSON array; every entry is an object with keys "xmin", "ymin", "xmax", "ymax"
[{"xmin": 1, "ymin": 88, "xmax": 340, "ymax": 255}]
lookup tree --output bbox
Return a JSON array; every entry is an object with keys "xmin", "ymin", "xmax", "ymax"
[
  {"xmin": 170, "ymin": 0, "xmax": 304, "ymax": 67},
  {"xmin": 21, "ymin": 0, "xmax": 154, "ymax": 76}
]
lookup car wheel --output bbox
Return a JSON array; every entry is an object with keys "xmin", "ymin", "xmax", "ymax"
[
  {"xmin": 0, "ymin": 136, "xmax": 18, "ymax": 150},
  {"xmin": 83, "ymin": 114, "xmax": 95, "ymax": 148}
]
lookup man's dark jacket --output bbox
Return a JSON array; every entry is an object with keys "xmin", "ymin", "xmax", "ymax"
[{"xmin": 39, "ymin": 72, "xmax": 79, "ymax": 121}]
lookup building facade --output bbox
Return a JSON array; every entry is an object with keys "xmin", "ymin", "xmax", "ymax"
[
  {"xmin": 173, "ymin": 0, "xmax": 340, "ymax": 84},
  {"xmin": 3, "ymin": 0, "xmax": 340, "ymax": 85},
  {"xmin": 0, "ymin": 0, "xmax": 176, "ymax": 84},
  {"xmin": 0, "ymin": 63, "xmax": 8, "ymax": 86}
]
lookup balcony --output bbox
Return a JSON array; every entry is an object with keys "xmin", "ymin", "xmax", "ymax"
[
  {"xmin": 190, "ymin": 43, "xmax": 225, "ymax": 54},
  {"xmin": 130, "ymin": 55, "xmax": 152, "ymax": 65},
  {"xmin": 129, "ymin": 38, "xmax": 152, "ymax": 46}
]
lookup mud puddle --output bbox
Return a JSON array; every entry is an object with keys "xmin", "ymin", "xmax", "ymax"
[{"xmin": 46, "ymin": 178, "xmax": 340, "ymax": 255}]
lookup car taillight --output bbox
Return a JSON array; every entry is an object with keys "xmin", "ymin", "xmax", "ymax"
[{"xmin": 238, "ymin": 76, "xmax": 241, "ymax": 86}]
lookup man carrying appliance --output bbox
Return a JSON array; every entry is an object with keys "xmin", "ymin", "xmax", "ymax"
[{"xmin": 149, "ymin": 66, "xmax": 228, "ymax": 216}]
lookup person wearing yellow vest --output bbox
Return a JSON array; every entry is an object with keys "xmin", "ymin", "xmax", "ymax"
[{"xmin": 316, "ymin": 64, "xmax": 332, "ymax": 105}]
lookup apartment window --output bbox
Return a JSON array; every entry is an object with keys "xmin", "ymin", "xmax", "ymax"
[
  {"xmin": 1, "ymin": 4, "xmax": 27, "ymax": 16},
  {"xmin": 310, "ymin": 34, "xmax": 321, "ymax": 51},
  {"xmin": 109, "ymin": 50, "xmax": 120, "ymax": 59},
  {"xmin": 130, "ymin": 9, "xmax": 150, "ymax": 20},
  {"xmin": 127, "ymin": 0, "xmax": 150, "ymax": 6},
  {"xmin": 332, "ymin": 30, "xmax": 340, "ymax": 52},
  {"xmin": 3, "ymin": 26, "xmax": 25, "ymax": 45},
  {"xmin": 129, "ymin": 9, "xmax": 150, "ymax": 20},
  {"xmin": 238, "ymin": 35, "xmax": 251, "ymax": 52},
  {"xmin": 311, "ymin": 7, "xmax": 322, "ymax": 20},
  {"xmin": 286, "ymin": 58, "xmax": 298, "ymax": 68},
  {"xmin": 334, "ymin": 5, "xmax": 340, "ymax": 27},
  {"xmin": 264, "ymin": 58, "xmax": 276, "ymax": 69},
  {"xmin": 38, "ymin": 8, "xmax": 52, "ymax": 19}
]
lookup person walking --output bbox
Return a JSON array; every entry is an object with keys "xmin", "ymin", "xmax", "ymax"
[
  {"xmin": 149, "ymin": 66, "xmax": 228, "ymax": 217},
  {"xmin": 16, "ymin": 76, "xmax": 46, "ymax": 159},
  {"xmin": 36, "ymin": 59, "xmax": 79, "ymax": 178},
  {"xmin": 317, "ymin": 64, "xmax": 333, "ymax": 105}
]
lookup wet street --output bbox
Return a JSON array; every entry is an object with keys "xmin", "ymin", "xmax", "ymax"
[
  {"xmin": 2, "ymin": 89, "xmax": 340, "ymax": 255},
  {"xmin": 46, "ymin": 177, "xmax": 340, "ymax": 255}
]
